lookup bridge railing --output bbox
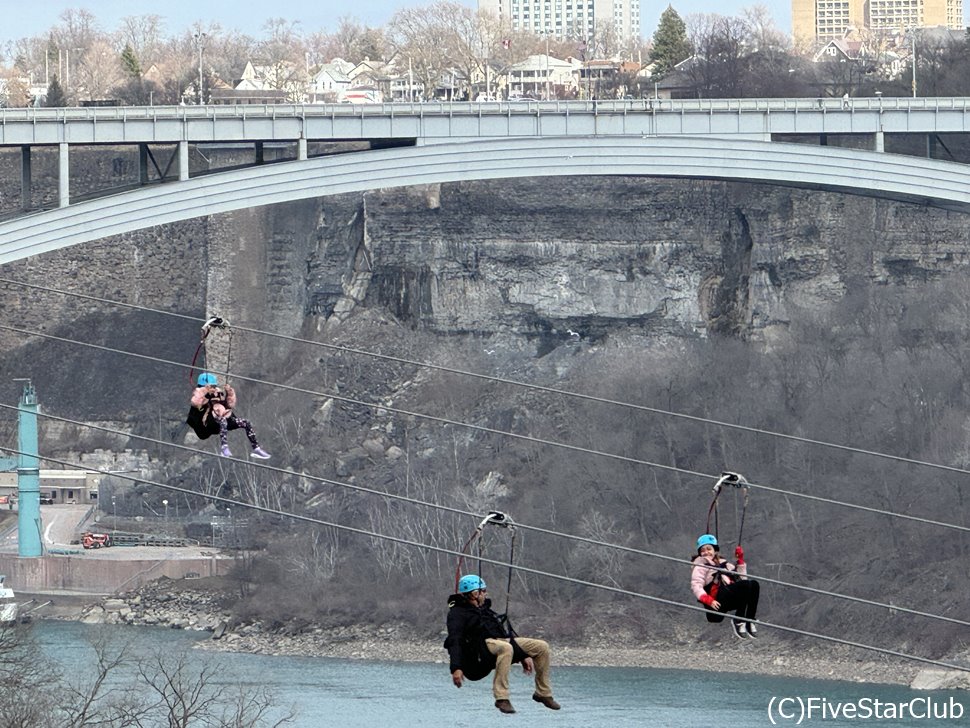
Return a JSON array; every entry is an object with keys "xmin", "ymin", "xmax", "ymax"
[{"xmin": 2, "ymin": 96, "xmax": 970, "ymax": 125}]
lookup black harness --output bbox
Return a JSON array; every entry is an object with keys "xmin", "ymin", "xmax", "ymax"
[{"xmin": 185, "ymin": 390, "xmax": 229, "ymax": 440}]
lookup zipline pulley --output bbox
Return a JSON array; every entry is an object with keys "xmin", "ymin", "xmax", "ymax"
[
  {"xmin": 706, "ymin": 471, "xmax": 750, "ymax": 547},
  {"xmin": 455, "ymin": 510, "xmax": 518, "ymax": 629}
]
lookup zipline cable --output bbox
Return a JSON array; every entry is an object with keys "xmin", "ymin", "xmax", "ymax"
[
  {"xmin": 9, "ymin": 446, "xmax": 970, "ymax": 676},
  {"xmin": 2, "ymin": 322, "xmax": 968, "ymax": 535},
  {"xmin": 3, "ymin": 403, "xmax": 969, "ymax": 630},
  {"xmin": 4, "ymin": 276, "xmax": 970, "ymax": 481}
]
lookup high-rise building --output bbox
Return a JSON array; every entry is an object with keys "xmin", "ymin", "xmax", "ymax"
[
  {"xmin": 792, "ymin": 0, "xmax": 964, "ymax": 45},
  {"xmin": 478, "ymin": 0, "xmax": 641, "ymax": 43}
]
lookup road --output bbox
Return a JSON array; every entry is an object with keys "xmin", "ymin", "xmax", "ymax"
[{"xmin": 0, "ymin": 503, "xmax": 216, "ymax": 560}]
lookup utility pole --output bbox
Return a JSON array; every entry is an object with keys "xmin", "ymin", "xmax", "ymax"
[
  {"xmin": 194, "ymin": 31, "xmax": 208, "ymax": 104},
  {"xmin": 911, "ymin": 29, "xmax": 917, "ymax": 98}
]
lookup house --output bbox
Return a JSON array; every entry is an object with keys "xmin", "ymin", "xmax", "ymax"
[
  {"xmin": 309, "ymin": 63, "xmax": 351, "ymax": 103},
  {"xmin": 507, "ymin": 55, "xmax": 577, "ymax": 99},
  {"xmin": 575, "ymin": 59, "xmax": 642, "ymax": 99},
  {"xmin": 813, "ymin": 39, "xmax": 865, "ymax": 64}
]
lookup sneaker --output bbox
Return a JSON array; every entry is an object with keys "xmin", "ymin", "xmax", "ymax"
[
  {"xmin": 250, "ymin": 447, "xmax": 271, "ymax": 460},
  {"xmin": 731, "ymin": 621, "xmax": 749, "ymax": 639},
  {"xmin": 747, "ymin": 622, "xmax": 758, "ymax": 638},
  {"xmin": 494, "ymin": 699, "xmax": 516, "ymax": 714},
  {"xmin": 532, "ymin": 693, "xmax": 561, "ymax": 710},
  {"xmin": 219, "ymin": 445, "xmax": 232, "ymax": 458}
]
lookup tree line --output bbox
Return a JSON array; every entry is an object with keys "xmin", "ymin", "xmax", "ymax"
[{"xmin": 4, "ymin": 3, "xmax": 970, "ymax": 107}]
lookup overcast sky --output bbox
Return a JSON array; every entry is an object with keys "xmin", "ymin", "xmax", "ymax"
[{"xmin": 0, "ymin": 1, "xmax": 795, "ymax": 47}]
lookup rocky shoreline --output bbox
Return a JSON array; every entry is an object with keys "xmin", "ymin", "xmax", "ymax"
[{"xmin": 67, "ymin": 578, "xmax": 969, "ymax": 691}]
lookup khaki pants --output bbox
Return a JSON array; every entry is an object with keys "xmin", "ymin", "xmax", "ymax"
[{"xmin": 485, "ymin": 637, "xmax": 553, "ymax": 700}]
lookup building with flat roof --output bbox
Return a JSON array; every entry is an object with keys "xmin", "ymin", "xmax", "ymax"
[
  {"xmin": 0, "ymin": 470, "xmax": 100, "ymax": 504},
  {"xmin": 793, "ymin": 0, "xmax": 964, "ymax": 45},
  {"xmin": 479, "ymin": 0, "xmax": 641, "ymax": 43}
]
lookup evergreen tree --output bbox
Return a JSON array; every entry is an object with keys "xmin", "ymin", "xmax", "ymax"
[
  {"xmin": 649, "ymin": 6, "xmax": 692, "ymax": 78},
  {"xmin": 45, "ymin": 74, "xmax": 67, "ymax": 107},
  {"xmin": 121, "ymin": 43, "xmax": 142, "ymax": 79}
]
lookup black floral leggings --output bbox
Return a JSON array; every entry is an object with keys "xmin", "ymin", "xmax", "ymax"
[{"xmin": 216, "ymin": 414, "xmax": 260, "ymax": 449}]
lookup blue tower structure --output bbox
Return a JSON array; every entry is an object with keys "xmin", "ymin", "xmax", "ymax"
[{"xmin": 14, "ymin": 380, "xmax": 41, "ymax": 557}]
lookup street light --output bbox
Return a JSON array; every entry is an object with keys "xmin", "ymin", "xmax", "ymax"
[
  {"xmin": 910, "ymin": 28, "xmax": 917, "ymax": 98},
  {"xmin": 544, "ymin": 32, "xmax": 551, "ymax": 100},
  {"xmin": 194, "ymin": 31, "xmax": 208, "ymax": 104},
  {"xmin": 162, "ymin": 498, "xmax": 169, "ymax": 528}
]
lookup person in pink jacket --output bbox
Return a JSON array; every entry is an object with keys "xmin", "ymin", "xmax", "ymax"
[
  {"xmin": 690, "ymin": 533, "xmax": 759, "ymax": 638},
  {"xmin": 190, "ymin": 372, "xmax": 270, "ymax": 459}
]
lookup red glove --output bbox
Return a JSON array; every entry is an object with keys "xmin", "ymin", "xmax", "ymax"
[
  {"xmin": 735, "ymin": 546, "xmax": 745, "ymax": 564},
  {"xmin": 699, "ymin": 594, "xmax": 716, "ymax": 608}
]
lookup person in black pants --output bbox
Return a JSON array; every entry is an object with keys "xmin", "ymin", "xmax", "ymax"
[{"xmin": 690, "ymin": 534, "xmax": 760, "ymax": 638}]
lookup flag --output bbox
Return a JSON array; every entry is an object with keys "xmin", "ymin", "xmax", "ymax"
[{"xmin": 502, "ymin": 39, "xmax": 511, "ymax": 49}]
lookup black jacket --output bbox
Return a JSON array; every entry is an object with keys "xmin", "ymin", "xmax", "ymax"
[{"xmin": 444, "ymin": 593, "xmax": 524, "ymax": 680}]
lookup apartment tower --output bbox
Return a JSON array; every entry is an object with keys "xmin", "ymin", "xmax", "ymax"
[
  {"xmin": 792, "ymin": 0, "xmax": 964, "ymax": 45},
  {"xmin": 478, "ymin": 0, "xmax": 641, "ymax": 43}
]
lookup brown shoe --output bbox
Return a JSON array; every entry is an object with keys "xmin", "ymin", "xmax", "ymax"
[
  {"xmin": 495, "ymin": 699, "xmax": 516, "ymax": 714},
  {"xmin": 532, "ymin": 693, "xmax": 561, "ymax": 710}
]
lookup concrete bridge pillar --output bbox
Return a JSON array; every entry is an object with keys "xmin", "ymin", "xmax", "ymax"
[
  {"xmin": 58, "ymin": 142, "xmax": 70, "ymax": 207},
  {"xmin": 298, "ymin": 137, "xmax": 307, "ymax": 161},
  {"xmin": 179, "ymin": 141, "xmax": 189, "ymax": 181},
  {"xmin": 20, "ymin": 146, "xmax": 31, "ymax": 211},
  {"xmin": 875, "ymin": 130, "xmax": 885, "ymax": 153}
]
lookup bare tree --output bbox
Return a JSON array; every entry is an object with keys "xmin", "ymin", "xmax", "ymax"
[
  {"xmin": 74, "ymin": 39, "xmax": 125, "ymax": 101},
  {"xmin": 387, "ymin": 2, "xmax": 460, "ymax": 100},
  {"xmin": 684, "ymin": 13, "xmax": 750, "ymax": 98},
  {"xmin": 138, "ymin": 648, "xmax": 292, "ymax": 727},
  {"xmin": 117, "ymin": 14, "xmax": 166, "ymax": 67}
]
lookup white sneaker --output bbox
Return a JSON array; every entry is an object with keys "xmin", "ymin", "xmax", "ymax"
[
  {"xmin": 747, "ymin": 622, "xmax": 758, "ymax": 638},
  {"xmin": 732, "ymin": 621, "xmax": 749, "ymax": 639}
]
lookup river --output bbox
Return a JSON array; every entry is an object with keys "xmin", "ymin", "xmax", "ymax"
[{"xmin": 34, "ymin": 621, "xmax": 967, "ymax": 727}]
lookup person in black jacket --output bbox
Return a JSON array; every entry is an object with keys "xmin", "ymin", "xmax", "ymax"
[{"xmin": 444, "ymin": 574, "xmax": 560, "ymax": 714}]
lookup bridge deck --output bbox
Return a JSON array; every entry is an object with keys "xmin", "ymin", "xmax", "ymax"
[{"xmin": 1, "ymin": 97, "xmax": 969, "ymax": 146}]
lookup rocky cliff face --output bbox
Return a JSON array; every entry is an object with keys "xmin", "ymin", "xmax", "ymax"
[
  {"xmin": 292, "ymin": 178, "xmax": 970, "ymax": 350},
  {"xmin": 4, "ymin": 176, "xmax": 969, "ymax": 418}
]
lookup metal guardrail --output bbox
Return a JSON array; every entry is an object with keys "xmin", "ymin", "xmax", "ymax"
[{"xmin": 1, "ymin": 96, "xmax": 970, "ymax": 124}]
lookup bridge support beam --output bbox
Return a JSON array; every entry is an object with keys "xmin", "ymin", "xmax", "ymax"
[
  {"xmin": 139, "ymin": 144, "xmax": 149, "ymax": 185},
  {"xmin": 178, "ymin": 141, "xmax": 189, "ymax": 181},
  {"xmin": 58, "ymin": 142, "xmax": 69, "ymax": 208},
  {"xmin": 20, "ymin": 146, "xmax": 31, "ymax": 211},
  {"xmin": 298, "ymin": 138, "xmax": 307, "ymax": 161},
  {"xmin": 875, "ymin": 131, "xmax": 885, "ymax": 153}
]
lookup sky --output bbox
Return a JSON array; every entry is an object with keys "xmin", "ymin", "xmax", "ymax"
[{"xmin": 0, "ymin": 1, "xmax": 794, "ymax": 47}]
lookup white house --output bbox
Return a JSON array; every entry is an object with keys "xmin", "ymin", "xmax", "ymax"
[
  {"xmin": 309, "ymin": 63, "xmax": 351, "ymax": 103},
  {"xmin": 507, "ymin": 55, "xmax": 578, "ymax": 99}
]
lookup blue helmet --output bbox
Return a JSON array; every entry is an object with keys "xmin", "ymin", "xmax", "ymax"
[
  {"xmin": 457, "ymin": 575, "xmax": 486, "ymax": 594},
  {"xmin": 696, "ymin": 534, "xmax": 719, "ymax": 551},
  {"xmin": 197, "ymin": 372, "xmax": 218, "ymax": 387}
]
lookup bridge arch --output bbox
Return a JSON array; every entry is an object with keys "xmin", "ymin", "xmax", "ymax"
[{"xmin": 2, "ymin": 136, "xmax": 968, "ymax": 265}]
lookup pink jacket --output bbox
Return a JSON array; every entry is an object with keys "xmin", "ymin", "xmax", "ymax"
[
  {"xmin": 690, "ymin": 555, "xmax": 746, "ymax": 601},
  {"xmin": 190, "ymin": 384, "xmax": 236, "ymax": 421}
]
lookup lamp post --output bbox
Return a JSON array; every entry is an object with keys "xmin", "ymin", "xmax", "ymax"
[
  {"xmin": 911, "ymin": 28, "xmax": 917, "ymax": 98},
  {"xmin": 162, "ymin": 499, "xmax": 169, "ymax": 530},
  {"xmin": 544, "ymin": 33, "xmax": 550, "ymax": 100},
  {"xmin": 111, "ymin": 496, "xmax": 116, "ymax": 535},
  {"xmin": 194, "ymin": 31, "xmax": 208, "ymax": 104}
]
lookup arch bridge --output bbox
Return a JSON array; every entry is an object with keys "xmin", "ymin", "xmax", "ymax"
[{"xmin": 3, "ymin": 98, "xmax": 970, "ymax": 263}]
